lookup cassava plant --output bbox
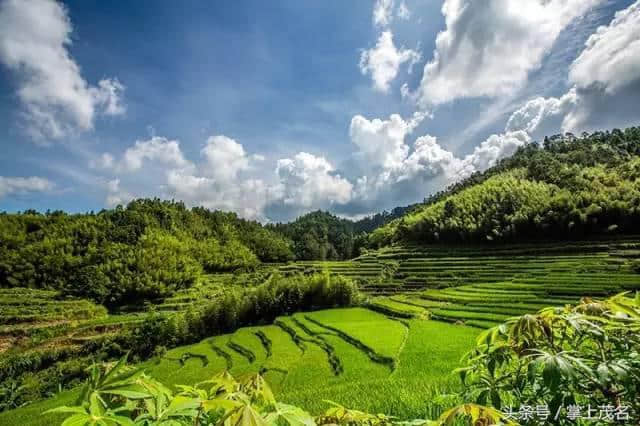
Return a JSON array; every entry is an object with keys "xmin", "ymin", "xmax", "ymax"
[
  {"xmin": 456, "ymin": 292, "xmax": 640, "ymax": 425},
  {"xmin": 46, "ymin": 355, "xmax": 516, "ymax": 426}
]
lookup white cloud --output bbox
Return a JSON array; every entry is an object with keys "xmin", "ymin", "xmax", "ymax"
[
  {"xmin": 92, "ymin": 134, "xmax": 357, "ymax": 221},
  {"xmin": 106, "ymin": 178, "xmax": 120, "ymax": 193},
  {"xmin": 166, "ymin": 171, "xmax": 270, "ymax": 220},
  {"xmin": 462, "ymin": 131, "xmax": 531, "ymax": 171},
  {"xmin": 89, "ymin": 153, "xmax": 116, "ymax": 170},
  {"xmin": 94, "ymin": 134, "xmax": 270, "ymax": 219},
  {"xmin": 0, "ymin": 176, "xmax": 54, "ymax": 198},
  {"xmin": 91, "ymin": 79, "xmax": 126, "ymax": 116},
  {"xmin": 359, "ymin": 31, "xmax": 421, "ymax": 93},
  {"xmin": 275, "ymin": 152, "xmax": 353, "ymax": 208},
  {"xmin": 505, "ymin": 88, "xmax": 578, "ymax": 137},
  {"xmin": 416, "ymin": 0, "xmax": 602, "ymax": 106},
  {"xmin": 344, "ymin": 108, "xmax": 535, "ymax": 214},
  {"xmin": 397, "ymin": 1, "xmax": 411, "ymax": 20},
  {"xmin": 373, "ymin": 0, "xmax": 394, "ymax": 28},
  {"xmin": 349, "ymin": 112, "xmax": 425, "ymax": 171},
  {"xmin": 104, "ymin": 178, "xmax": 134, "ymax": 208},
  {"xmin": 569, "ymin": 2, "xmax": 640, "ymax": 94},
  {"xmin": 344, "ymin": 110, "xmax": 485, "ymax": 211},
  {"xmin": 0, "ymin": 0, "xmax": 125, "ymax": 141},
  {"xmin": 95, "ymin": 137, "xmax": 191, "ymax": 173},
  {"xmin": 200, "ymin": 135, "xmax": 249, "ymax": 181},
  {"xmin": 402, "ymin": 135, "xmax": 468, "ymax": 181},
  {"xmin": 505, "ymin": 1, "xmax": 640, "ymax": 136}
]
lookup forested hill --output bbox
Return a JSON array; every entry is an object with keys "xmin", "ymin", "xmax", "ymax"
[
  {"xmin": 370, "ymin": 126, "xmax": 640, "ymax": 247},
  {"xmin": 0, "ymin": 199, "xmax": 293, "ymax": 305},
  {"xmin": 267, "ymin": 206, "xmax": 412, "ymax": 260}
]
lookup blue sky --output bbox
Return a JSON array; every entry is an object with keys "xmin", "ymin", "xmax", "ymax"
[{"xmin": 1, "ymin": 0, "xmax": 639, "ymax": 221}]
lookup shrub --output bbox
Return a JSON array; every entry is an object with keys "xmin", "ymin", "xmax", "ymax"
[
  {"xmin": 47, "ymin": 359, "xmax": 513, "ymax": 425},
  {"xmin": 457, "ymin": 293, "xmax": 640, "ymax": 423}
]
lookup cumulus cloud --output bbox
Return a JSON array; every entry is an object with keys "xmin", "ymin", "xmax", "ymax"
[
  {"xmin": 402, "ymin": 135, "xmax": 468, "ymax": 181},
  {"xmin": 349, "ymin": 112, "xmax": 426, "ymax": 171},
  {"xmin": 92, "ymin": 137, "xmax": 190, "ymax": 173},
  {"xmin": 463, "ymin": 131, "xmax": 531, "ymax": 171},
  {"xmin": 0, "ymin": 0, "xmax": 125, "ymax": 141},
  {"xmin": 94, "ymin": 135, "xmax": 269, "ymax": 219},
  {"xmin": 373, "ymin": 0, "xmax": 394, "ymax": 27},
  {"xmin": 92, "ymin": 134, "xmax": 357, "ymax": 221},
  {"xmin": 359, "ymin": 31, "xmax": 421, "ymax": 93},
  {"xmin": 505, "ymin": 88, "xmax": 578, "ymax": 138},
  {"xmin": 506, "ymin": 1, "xmax": 640, "ymax": 136},
  {"xmin": 200, "ymin": 135, "xmax": 250, "ymax": 181},
  {"xmin": 274, "ymin": 153, "xmax": 353, "ymax": 208},
  {"xmin": 569, "ymin": 2, "xmax": 640, "ymax": 94},
  {"xmin": 0, "ymin": 176, "xmax": 54, "ymax": 198},
  {"xmin": 91, "ymin": 79, "xmax": 126, "ymax": 116},
  {"xmin": 121, "ymin": 137, "xmax": 190, "ymax": 172},
  {"xmin": 416, "ymin": 0, "xmax": 602, "ymax": 106},
  {"xmin": 342, "ymin": 109, "xmax": 530, "ymax": 214},
  {"xmin": 166, "ymin": 171, "xmax": 271, "ymax": 220}
]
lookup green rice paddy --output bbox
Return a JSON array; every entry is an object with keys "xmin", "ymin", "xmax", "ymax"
[{"xmin": 1, "ymin": 308, "xmax": 478, "ymax": 425}]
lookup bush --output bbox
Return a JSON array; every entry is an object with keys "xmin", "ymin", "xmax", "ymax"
[{"xmin": 457, "ymin": 293, "xmax": 640, "ymax": 423}]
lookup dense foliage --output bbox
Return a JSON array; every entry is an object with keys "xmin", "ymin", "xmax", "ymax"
[
  {"xmin": 118, "ymin": 272, "xmax": 361, "ymax": 359},
  {"xmin": 458, "ymin": 292, "xmax": 640, "ymax": 424},
  {"xmin": 371, "ymin": 127, "xmax": 640, "ymax": 246},
  {"xmin": 268, "ymin": 208, "xmax": 410, "ymax": 260},
  {"xmin": 0, "ymin": 199, "xmax": 293, "ymax": 305},
  {"xmin": 268, "ymin": 211, "xmax": 366, "ymax": 260}
]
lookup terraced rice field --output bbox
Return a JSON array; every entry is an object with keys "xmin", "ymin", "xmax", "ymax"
[
  {"xmin": 370, "ymin": 277, "xmax": 640, "ymax": 329},
  {"xmin": 3, "ymin": 308, "xmax": 478, "ymax": 426},
  {"xmin": 1, "ymin": 239, "xmax": 638, "ymax": 424},
  {"xmin": 153, "ymin": 267, "xmax": 277, "ymax": 312},
  {"xmin": 282, "ymin": 241, "xmax": 639, "ymax": 295},
  {"xmin": 0, "ymin": 288, "xmax": 114, "ymax": 352},
  {"xmin": 280, "ymin": 240, "xmax": 639, "ymax": 329}
]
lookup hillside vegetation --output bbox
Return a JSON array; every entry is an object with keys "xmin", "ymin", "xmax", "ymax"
[
  {"xmin": 371, "ymin": 127, "xmax": 640, "ymax": 246},
  {"xmin": 0, "ymin": 199, "xmax": 293, "ymax": 305},
  {"xmin": 267, "ymin": 207, "xmax": 412, "ymax": 260}
]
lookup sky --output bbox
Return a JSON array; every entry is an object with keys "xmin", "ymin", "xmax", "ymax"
[{"xmin": 1, "ymin": 0, "xmax": 639, "ymax": 221}]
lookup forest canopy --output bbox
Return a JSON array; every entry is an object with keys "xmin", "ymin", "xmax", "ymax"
[
  {"xmin": 0, "ymin": 199, "xmax": 293, "ymax": 305},
  {"xmin": 370, "ymin": 127, "xmax": 640, "ymax": 246}
]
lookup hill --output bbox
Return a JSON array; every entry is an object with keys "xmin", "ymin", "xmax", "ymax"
[
  {"xmin": 0, "ymin": 199, "xmax": 293, "ymax": 305},
  {"xmin": 266, "ymin": 207, "xmax": 412, "ymax": 261},
  {"xmin": 370, "ymin": 126, "xmax": 640, "ymax": 246}
]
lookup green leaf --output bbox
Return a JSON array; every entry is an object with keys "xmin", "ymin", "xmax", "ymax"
[
  {"xmin": 61, "ymin": 414, "xmax": 92, "ymax": 426},
  {"xmin": 165, "ymin": 395, "xmax": 200, "ymax": 415},
  {"xmin": 228, "ymin": 404, "xmax": 268, "ymax": 426},
  {"xmin": 101, "ymin": 354, "xmax": 130, "ymax": 385},
  {"xmin": 202, "ymin": 399, "xmax": 242, "ymax": 413},
  {"xmin": 44, "ymin": 406, "xmax": 87, "ymax": 415},
  {"xmin": 264, "ymin": 403, "xmax": 315, "ymax": 426},
  {"xmin": 490, "ymin": 390, "xmax": 501, "ymax": 410},
  {"xmin": 89, "ymin": 392, "xmax": 106, "ymax": 417},
  {"xmin": 101, "ymin": 387, "xmax": 151, "ymax": 400}
]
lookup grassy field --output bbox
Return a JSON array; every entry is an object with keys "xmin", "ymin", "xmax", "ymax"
[{"xmin": 0, "ymin": 308, "xmax": 478, "ymax": 425}]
